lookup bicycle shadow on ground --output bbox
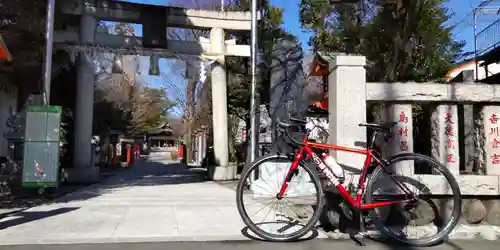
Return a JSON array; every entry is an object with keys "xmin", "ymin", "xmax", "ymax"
[{"xmin": 240, "ymin": 222, "xmax": 320, "ymax": 242}]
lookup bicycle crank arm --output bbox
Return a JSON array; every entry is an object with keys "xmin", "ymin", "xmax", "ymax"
[{"xmin": 276, "ymin": 220, "xmax": 300, "ymax": 233}]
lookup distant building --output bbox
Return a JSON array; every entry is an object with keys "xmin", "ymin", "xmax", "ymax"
[
  {"xmin": 446, "ymin": 56, "xmax": 500, "ymax": 82},
  {"xmin": 146, "ymin": 122, "xmax": 177, "ymax": 147}
]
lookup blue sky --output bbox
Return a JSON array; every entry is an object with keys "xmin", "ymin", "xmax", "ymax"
[
  {"xmin": 124, "ymin": 0, "xmax": 486, "ymax": 52},
  {"xmin": 117, "ymin": 0, "xmax": 494, "ymax": 115},
  {"xmin": 272, "ymin": 0, "xmax": 488, "ymax": 54}
]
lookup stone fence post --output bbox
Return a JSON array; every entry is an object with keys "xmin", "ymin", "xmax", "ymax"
[
  {"xmin": 327, "ymin": 55, "xmax": 367, "ymax": 171},
  {"xmin": 390, "ymin": 104, "xmax": 414, "ymax": 175},
  {"xmin": 483, "ymin": 106, "xmax": 500, "ymax": 175},
  {"xmin": 431, "ymin": 105, "xmax": 460, "ymax": 176}
]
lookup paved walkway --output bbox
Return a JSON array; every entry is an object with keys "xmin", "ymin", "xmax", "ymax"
[{"xmin": 0, "ymin": 154, "xmax": 326, "ymax": 245}]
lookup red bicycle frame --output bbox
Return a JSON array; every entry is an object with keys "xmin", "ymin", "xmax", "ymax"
[{"xmin": 276, "ymin": 137, "xmax": 414, "ymax": 210}]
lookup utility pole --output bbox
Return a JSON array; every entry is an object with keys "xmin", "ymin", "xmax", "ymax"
[
  {"xmin": 43, "ymin": 0, "xmax": 56, "ymax": 105},
  {"xmin": 249, "ymin": 0, "xmax": 258, "ymax": 163}
]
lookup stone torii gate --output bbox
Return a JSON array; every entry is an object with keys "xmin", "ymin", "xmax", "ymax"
[{"xmin": 54, "ymin": 0, "xmax": 253, "ymax": 183}]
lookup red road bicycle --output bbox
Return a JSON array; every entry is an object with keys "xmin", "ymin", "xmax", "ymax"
[{"xmin": 236, "ymin": 117, "xmax": 461, "ymax": 246}]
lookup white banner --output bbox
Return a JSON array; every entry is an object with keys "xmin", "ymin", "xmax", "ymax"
[{"xmin": 195, "ymin": 57, "xmax": 217, "ymax": 98}]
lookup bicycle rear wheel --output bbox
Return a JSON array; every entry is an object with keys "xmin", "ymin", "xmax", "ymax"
[
  {"xmin": 236, "ymin": 154, "xmax": 324, "ymax": 241},
  {"xmin": 365, "ymin": 153, "xmax": 461, "ymax": 247}
]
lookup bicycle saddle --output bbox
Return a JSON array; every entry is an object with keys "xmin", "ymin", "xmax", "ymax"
[{"xmin": 358, "ymin": 122, "xmax": 397, "ymax": 131}]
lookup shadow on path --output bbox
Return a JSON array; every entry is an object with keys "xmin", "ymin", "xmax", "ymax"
[
  {"xmin": 0, "ymin": 207, "xmax": 79, "ymax": 229},
  {"xmin": 46, "ymin": 159, "xmax": 207, "ymax": 205}
]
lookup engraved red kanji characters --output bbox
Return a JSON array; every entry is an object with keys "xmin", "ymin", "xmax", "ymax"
[
  {"xmin": 490, "ymin": 114, "xmax": 499, "ymax": 124},
  {"xmin": 445, "ymin": 125, "xmax": 454, "ymax": 136},
  {"xmin": 445, "ymin": 112, "xmax": 453, "ymax": 124},
  {"xmin": 446, "ymin": 139, "xmax": 455, "ymax": 149},
  {"xmin": 491, "ymin": 154, "xmax": 500, "ymax": 165},
  {"xmin": 491, "ymin": 127, "xmax": 499, "ymax": 137},
  {"xmin": 398, "ymin": 127, "xmax": 408, "ymax": 137},
  {"xmin": 400, "ymin": 141, "xmax": 409, "ymax": 152},
  {"xmin": 396, "ymin": 110, "xmax": 410, "ymax": 152},
  {"xmin": 493, "ymin": 138, "xmax": 500, "ymax": 149},
  {"xmin": 443, "ymin": 108, "xmax": 457, "ymax": 165},
  {"xmin": 447, "ymin": 154, "xmax": 455, "ymax": 163},
  {"xmin": 489, "ymin": 113, "xmax": 500, "ymax": 164},
  {"xmin": 399, "ymin": 111, "xmax": 409, "ymax": 123}
]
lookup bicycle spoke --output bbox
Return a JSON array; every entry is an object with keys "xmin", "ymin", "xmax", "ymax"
[
  {"xmin": 237, "ymin": 155, "xmax": 323, "ymax": 241},
  {"xmin": 365, "ymin": 154, "xmax": 461, "ymax": 246}
]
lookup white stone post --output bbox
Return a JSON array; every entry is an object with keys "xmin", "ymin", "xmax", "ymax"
[
  {"xmin": 483, "ymin": 106, "xmax": 500, "ymax": 175},
  {"xmin": 328, "ymin": 55, "xmax": 366, "ymax": 171},
  {"xmin": 197, "ymin": 132, "xmax": 203, "ymax": 164},
  {"xmin": 390, "ymin": 104, "xmax": 414, "ymax": 175},
  {"xmin": 69, "ymin": 14, "xmax": 99, "ymax": 183},
  {"xmin": 201, "ymin": 130, "xmax": 207, "ymax": 162},
  {"xmin": 209, "ymin": 27, "xmax": 233, "ymax": 180},
  {"xmin": 431, "ymin": 105, "xmax": 460, "ymax": 176}
]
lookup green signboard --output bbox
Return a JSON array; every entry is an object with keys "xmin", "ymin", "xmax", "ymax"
[{"xmin": 22, "ymin": 105, "xmax": 62, "ymax": 188}]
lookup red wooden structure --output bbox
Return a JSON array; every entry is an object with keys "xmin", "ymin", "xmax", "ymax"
[
  {"xmin": 0, "ymin": 34, "xmax": 12, "ymax": 62},
  {"xmin": 308, "ymin": 53, "xmax": 329, "ymax": 113}
]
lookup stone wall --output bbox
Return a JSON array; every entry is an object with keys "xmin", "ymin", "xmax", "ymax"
[
  {"xmin": 321, "ymin": 194, "xmax": 500, "ymax": 240},
  {"xmin": 460, "ymin": 198, "xmax": 500, "ymax": 226}
]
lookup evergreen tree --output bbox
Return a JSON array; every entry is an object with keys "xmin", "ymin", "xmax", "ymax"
[{"xmin": 299, "ymin": 0, "xmax": 465, "ymax": 82}]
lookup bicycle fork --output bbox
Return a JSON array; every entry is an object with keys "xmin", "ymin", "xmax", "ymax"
[{"xmin": 276, "ymin": 152, "xmax": 302, "ymax": 199}]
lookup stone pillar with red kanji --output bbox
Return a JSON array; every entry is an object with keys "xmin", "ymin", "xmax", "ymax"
[
  {"xmin": 390, "ymin": 104, "xmax": 414, "ymax": 175},
  {"xmin": 431, "ymin": 105, "xmax": 460, "ymax": 176},
  {"xmin": 483, "ymin": 106, "xmax": 500, "ymax": 175}
]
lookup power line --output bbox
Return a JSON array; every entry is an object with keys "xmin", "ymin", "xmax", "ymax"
[
  {"xmin": 449, "ymin": 0, "xmax": 500, "ymax": 39},
  {"xmin": 451, "ymin": 0, "xmax": 494, "ymax": 29}
]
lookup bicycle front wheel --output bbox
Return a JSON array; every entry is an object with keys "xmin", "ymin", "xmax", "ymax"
[
  {"xmin": 236, "ymin": 154, "xmax": 324, "ymax": 241},
  {"xmin": 365, "ymin": 153, "xmax": 462, "ymax": 247}
]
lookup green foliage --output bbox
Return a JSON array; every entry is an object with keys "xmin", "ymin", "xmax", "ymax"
[
  {"xmin": 130, "ymin": 87, "xmax": 174, "ymax": 134},
  {"xmin": 114, "ymin": 23, "xmax": 136, "ymax": 36},
  {"xmin": 299, "ymin": 0, "xmax": 465, "ymax": 82}
]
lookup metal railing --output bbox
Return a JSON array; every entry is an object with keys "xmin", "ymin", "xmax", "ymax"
[{"xmin": 475, "ymin": 17, "xmax": 500, "ymax": 55}]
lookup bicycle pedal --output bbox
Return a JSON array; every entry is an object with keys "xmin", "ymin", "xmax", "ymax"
[
  {"xmin": 348, "ymin": 231, "xmax": 366, "ymax": 247},
  {"xmin": 354, "ymin": 239, "xmax": 366, "ymax": 247},
  {"xmin": 358, "ymin": 213, "xmax": 367, "ymax": 233}
]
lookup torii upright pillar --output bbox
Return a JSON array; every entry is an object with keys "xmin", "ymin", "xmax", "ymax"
[
  {"xmin": 68, "ymin": 14, "xmax": 100, "ymax": 183},
  {"xmin": 206, "ymin": 27, "xmax": 234, "ymax": 180}
]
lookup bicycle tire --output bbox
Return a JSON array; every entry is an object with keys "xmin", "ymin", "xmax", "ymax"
[
  {"xmin": 236, "ymin": 154, "xmax": 325, "ymax": 241},
  {"xmin": 365, "ymin": 153, "xmax": 462, "ymax": 247}
]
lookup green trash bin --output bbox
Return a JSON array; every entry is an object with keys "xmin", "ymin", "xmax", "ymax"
[{"xmin": 22, "ymin": 105, "xmax": 62, "ymax": 188}]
